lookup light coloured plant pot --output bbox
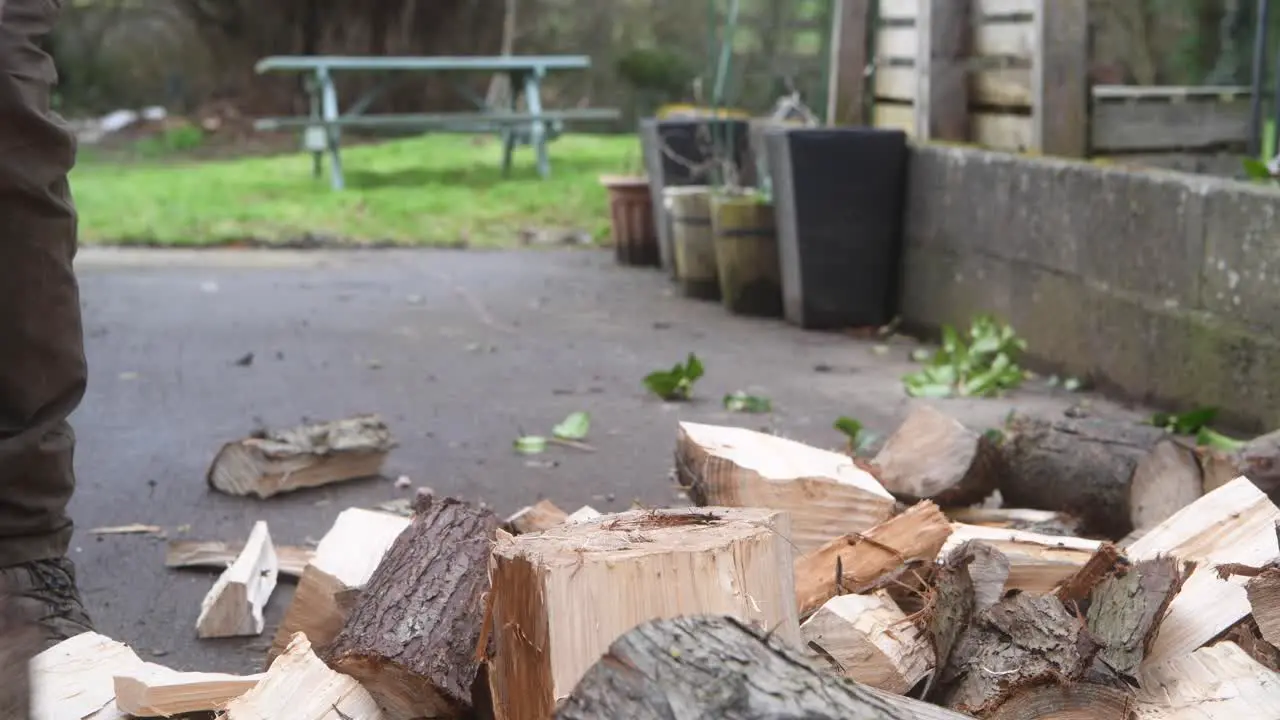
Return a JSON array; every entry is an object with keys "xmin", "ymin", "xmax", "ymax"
[
  {"xmin": 710, "ymin": 191, "xmax": 783, "ymax": 317},
  {"xmin": 663, "ymin": 186, "xmax": 720, "ymax": 301}
]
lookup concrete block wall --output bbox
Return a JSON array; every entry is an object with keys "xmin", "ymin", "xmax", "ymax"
[{"xmin": 899, "ymin": 144, "xmax": 1280, "ymax": 431}]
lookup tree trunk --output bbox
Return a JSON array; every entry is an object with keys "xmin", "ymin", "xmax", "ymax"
[
  {"xmin": 556, "ymin": 614, "xmax": 971, "ymax": 720},
  {"xmin": 1000, "ymin": 415, "xmax": 1200, "ymax": 539},
  {"xmin": 323, "ymin": 496, "xmax": 497, "ymax": 720}
]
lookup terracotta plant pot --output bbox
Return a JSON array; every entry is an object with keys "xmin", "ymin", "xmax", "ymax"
[
  {"xmin": 710, "ymin": 191, "xmax": 783, "ymax": 317},
  {"xmin": 600, "ymin": 175, "xmax": 659, "ymax": 267}
]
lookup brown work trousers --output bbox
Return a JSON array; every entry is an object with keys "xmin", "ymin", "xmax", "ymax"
[{"xmin": 0, "ymin": 0, "xmax": 85, "ymax": 568}]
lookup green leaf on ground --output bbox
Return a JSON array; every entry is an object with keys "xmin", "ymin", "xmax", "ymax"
[
  {"xmin": 1151, "ymin": 407, "xmax": 1219, "ymax": 435},
  {"xmin": 552, "ymin": 412, "xmax": 591, "ymax": 441},
  {"xmin": 724, "ymin": 392, "xmax": 772, "ymax": 413},
  {"xmin": 902, "ymin": 315, "xmax": 1028, "ymax": 399},
  {"xmin": 834, "ymin": 416, "xmax": 879, "ymax": 455},
  {"xmin": 643, "ymin": 352, "xmax": 704, "ymax": 401},
  {"xmin": 513, "ymin": 436, "xmax": 548, "ymax": 455},
  {"xmin": 1196, "ymin": 427, "xmax": 1246, "ymax": 453}
]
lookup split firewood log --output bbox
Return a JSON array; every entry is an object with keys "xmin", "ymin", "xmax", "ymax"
[
  {"xmin": 207, "ymin": 414, "xmax": 395, "ymax": 499},
  {"xmin": 793, "ymin": 501, "xmax": 953, "ymax": 618},
  {"xmin": 800, "ymin": 591, "xmax": 934, "ymax": 694},
  {"xmin": 1200, "ymin": 428, "xmax": 1280, "ymax": 502},
  {"xmin": 1127, "ymin": 477, "xmax": 1280, "ymax": 667},
  {"xmin": 1134, "ymin": 641, "xmax": 1280, "ymax": 718},
  {"xmin": 323, "ymin": 496, "xmax": 496, "ymax": 720},
  {"xmin": 941, "ymin": 523, "xmax": 1102, "ymax": 595},
  {"xmin": 1000, "ymin": 414, "xmax": 1202, "ymax": 538},
  {"xmin": 675, "ymin": 421, "xmax": 895, "ymax": 552},
  {"xmin": 503, "ymin": 499, "xmax": 568, "ymax": 534},
  {"xmin": 488, "ymin": 507, "xmax": 798, "ymax": 720},
  {"xmin": 556, "ymin": 615, "xmax": 971, "ymax": 720},
  {"xmin": 944, "ymin": 507, "xmax": 1083, "ymax": 537}
]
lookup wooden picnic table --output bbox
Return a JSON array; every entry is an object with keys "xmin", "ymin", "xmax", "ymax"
[{"xmin": 254, "ymin": 55, "xmax": 621, "ymax": 190}]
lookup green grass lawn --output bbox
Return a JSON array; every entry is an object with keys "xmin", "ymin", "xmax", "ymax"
[{"xmin": 71, "ymin": 133, "xmax": 639, "ymax": 247}]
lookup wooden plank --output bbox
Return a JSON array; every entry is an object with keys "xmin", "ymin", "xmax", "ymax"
[
  {"xmin": 877, "ymin": 0, "xmax": 917, "ymax": 22},
  {"xmin": 915, "ymin": 0, "xmax": 971, "ymax": 141},
  {"xmin": 828, "ymin": 0, "xmax": 873, "ymax": 125},
  {"xmin": 875, "ymin": 66, "xmax": 1032, "ymax": 108},
  {"xmin": 973, "ymin": 111, "xmax": 1032, "ymax": 151},
  {"xmin": 256, "ymin": 54, "xmax": 593, "ymax": 74},
  {"xmin": 1091, "ymin": 98, "xmax": 1252, "ymax": 152},
  {"xmin": 1032, "ymin": 0, "xmax": 1089, "ymax": 157},
  {"xmin": 876, "ymin": 22, "xmax": 1034, "ymax": 62},
  {"xmin": 874, "ymin": 102, "xmax": 916, "ymax": 136},
  {"xmin": 1093, "ymin": 84, "xmax": 1253, "ymax": 101},
  {"xmin": 879, "ymin": 0, "xmax": 1035, "ymax": 23}
]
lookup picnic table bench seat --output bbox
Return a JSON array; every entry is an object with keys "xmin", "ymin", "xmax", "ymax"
[{"xmin": 254, "ymin": 54, "xmax": 621, "ymax": 190}]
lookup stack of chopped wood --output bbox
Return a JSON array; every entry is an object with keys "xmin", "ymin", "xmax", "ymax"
[{"xmin": 27, "ymin": 405, "xmax": 1280, "ymax": 719}]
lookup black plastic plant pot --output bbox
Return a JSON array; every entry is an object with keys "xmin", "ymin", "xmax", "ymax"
[{"xmin": 766, "ymin": 127, "xmax": 909, "ymax": 330}]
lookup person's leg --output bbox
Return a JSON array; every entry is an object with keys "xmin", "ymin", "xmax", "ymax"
[{"xmin": 0, "ymin": 0, "xmax": 93, "ymax": 647}]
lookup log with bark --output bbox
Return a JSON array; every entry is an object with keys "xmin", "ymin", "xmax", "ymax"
[
  {"xmin": 488, "ymin": 506, "xmax": 799, "ymax": 720},
  {"xmin": 167, "ymin": 539, "xmax": 314, "ymax": 579},
  {"xmin": 800, "ymin": 591, "xmax": 934, "ymax": 694},
  {"xmin": 936, "ymin": 592, "xmax": 1103, "ymax": 716},
  {"xmin": 985, "ymin": 684, "xmax": 1136, "ymax": 720},
  {"xmin": 872, "ymin": 404, "xmax": 1008, "ymax": 506},
  {"xmin": 1200, "ymin": 427, "xmax": 1280, "ymax": 502},
  {"xmin": 1247, "ymin": 566, "xmax": 1280, "ymax": 649},
  {"xmin": 269, "ymin": 507, "xmax": 411, "ymax": 663},
  {"xmin": 675, "ymin": 421, "xmax": 896, "ymax": 552},
  {"xmin": 793, "ymin": 500, "xmax": 953, "ymax": 618},
  {"xmin": 1085, "ymin": 556, "xmax": 1189, "ymax": 681},
  {"xmin": 207, "ymin": 414, "xmax": 396, "ymax": 499},
  {"xmin": 1127, "ymin": 476, "xmax": 1280, "ymax": 667},
  {"xmin": 323, "ymin": 495, "xmax": 496, "ymax": 720},
  {"xmin": 196, "ymin": 520, "xmax": 278, "ymax": 639},
  {"xmin": 556, "ymin": 614, "xmax": 971, "ymax": 720},
  {"xmin": 225, "ymin": 632, "xmax": 384, "ymax": 720},
  {"xmin": 1000, "ymin": 414, "xmax": 1203, "ymax": 538},
  {"xmin": 942, "ymin": 523, "xmax": 1102, "ymax": 595},
  {"xmin": 503, "ymin": 498, "xmax": 568, "ymax": 534}
]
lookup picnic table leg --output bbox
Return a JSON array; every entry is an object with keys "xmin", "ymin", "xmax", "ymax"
[
  {"xmin": 501, "ymin": 70, "xmax": 521, "ymax": 178},
  {"xmin": 523, "ymin": 70, "xmax": 551, "ymax": 179},
  {"xmin": 318, "ymin": 67, "xmax": 345, "ymax": 191},
  {"xmin": 307, "ymin": 75, "xmax": 323, "ymax": 179}
]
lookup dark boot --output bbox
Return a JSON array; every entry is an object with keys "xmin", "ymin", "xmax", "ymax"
[{"xmin": 0, "ymin": 557, "xmax": 93, "ymax": 650}]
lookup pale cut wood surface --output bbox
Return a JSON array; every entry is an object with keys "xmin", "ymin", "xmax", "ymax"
[
  {"xmin": 488, "ymin": 506, "xmax": 798, "ymax": 720},
  {"xmin": 800, "ymin": 591, "xmax": 934, "ymax": 694},
  {"xmin": 225, "ymin": 633, "xmax": 384, "ymax": 720},
  {"xmin": 197, "ymin": 520, "xmax": 278, "ymax": 638},
  {"xmin": 676, "ymin": 422, "xmax": 895, "ymax": 553},
  {"xmin": 1128, "ymin": 477, "xmax": 1280, "ymax": 668},
  {"xmin": 942, "ymin": 523, "xmax": 1101, "ymax": 594},
  {"xmin": 794, "ymin": 501, "xmax": 953, "ymax": 617},
  {"xmin": 1135, "ymin": 642, "xmax": 1280, "ymax": 719},
  {"xmin": 30, "ymin": 632, "xmax": 148, "ymax": 720},
  {"xmin": 113, "ymin": 664, "xmax": 264, "ymax": 716},
  {"xmin": 269, "ymin": 507, "xmax": 410, "ymax": 661},
  {"xmin": 1129, "ymin": 438, "xmax": 1204, "ymax": 531},
  {"xmin": 166, "ymin": 539, "xmax": 313, "ymax": 578}
]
